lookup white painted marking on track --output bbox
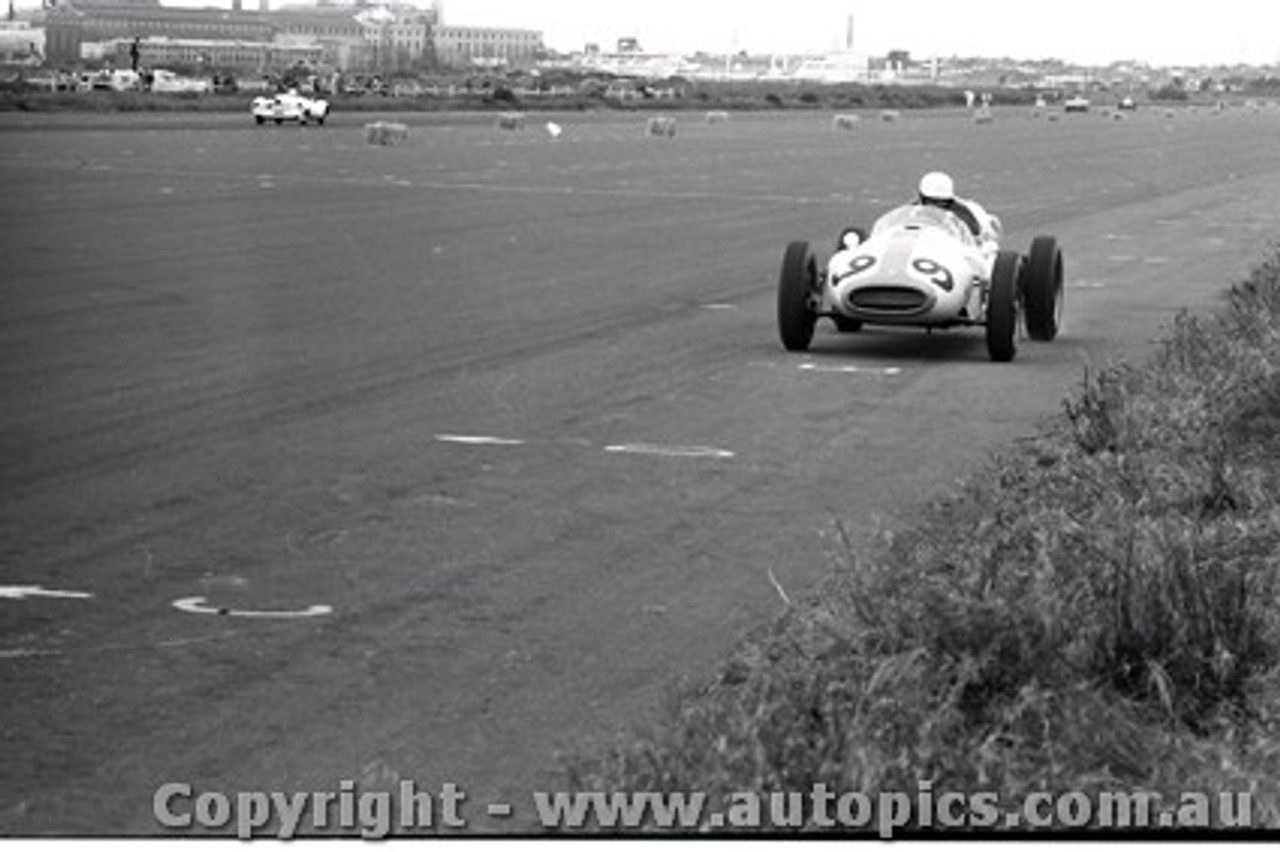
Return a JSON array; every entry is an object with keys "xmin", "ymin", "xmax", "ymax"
[
  {"xmin": 603, "ymin": 443, "xmax": 735, "ymax": 459},
  {"xmin": 799, "ymin": 363, "xmax": 903, "ymax": 376},
  {"xmin": 0, "ymin": 648, "xmax": 60, "ymax": 660},
  {"xmin": 1073, "ymin": 280, "xmax": 1108, "ymax": 289},
  {"xmin": 699, "ymin": 303, "xmax": 737, "ymax": 310},
  {"xmin": 435, "ymin": 434, "xmax": 526, "ymax": 446},
  {"xmin": 172, "ymin": 597, "xmax": 332, "ymax": 619},
  {"xmin": 0, "ymin": 584, "xmax": 93, "ymax": 601}
]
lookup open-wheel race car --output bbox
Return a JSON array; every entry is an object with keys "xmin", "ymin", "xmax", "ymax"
[{"xmin": 776, "ymin": 202, "xmax": 1064, "ymax": 362}]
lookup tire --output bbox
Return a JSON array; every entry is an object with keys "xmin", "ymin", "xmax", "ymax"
[
  {"xmin": 986, "ymin": 250, "xmax": 1022, "ymax": 362},
  {"xmin": 777, "ymin": 241, "xmax": 819, "ymax": 352},
  {"xmin": 1018, "ymin": 234, "xmax": 1059, "ymax": 340},
  {"xmin": 1021, "ymin": 235, "xmax": 1063, "ymax": 341},
  {"xmin": 274, "ymin": 117, "xmax": 283, "ymax": 126},
  {"xmin": 254, "ymin": 115, "xmax": 265, "ymax": 125},
  {"xmin": 833, "ymin": 316, "xmax": 863, "ymax": 333}
]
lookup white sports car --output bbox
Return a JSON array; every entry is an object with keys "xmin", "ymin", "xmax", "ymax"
[
  {"xmin": 776, "ymin": 203, "xmax": 1064, "ymax": 362},
  {"xmin": 251, "ymin": 90, "xmax": 330, "ymax": 125}
]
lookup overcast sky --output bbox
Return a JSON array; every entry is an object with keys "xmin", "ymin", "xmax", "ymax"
[
  {"xmin": 22, "ymin": 0, "xmax": 1280, "ymax": 66},
  {"xmin": 437, "ymin": 0, "xmax": 1280, "ymax": 66}
]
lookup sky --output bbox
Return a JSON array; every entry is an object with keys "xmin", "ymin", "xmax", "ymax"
[
  {"xmin": 429, "ymin": 0, "xmax": 1280, "ymax": 67},
  {"xmin": 19, "ymin": 0, "xmax": 1280, "ymax": 67}
]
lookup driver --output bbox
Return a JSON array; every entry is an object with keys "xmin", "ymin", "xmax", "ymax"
[{"xmin": 915, "ymin": 171, "xmax": 997, "ymax": 247}]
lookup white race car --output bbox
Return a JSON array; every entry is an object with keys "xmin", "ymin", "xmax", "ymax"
[
  {"xmin": 776, "ymin": 203, "xmax": 1064, "ymax": 362},
  {"xmin": 251, "ymin": 90, "xmax": 330, "ymax": 126}
]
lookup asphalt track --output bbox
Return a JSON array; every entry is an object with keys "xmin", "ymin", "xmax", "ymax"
[{"xmin": 4, "ymin": 105, "xmax": 1280, "ymax": 835}]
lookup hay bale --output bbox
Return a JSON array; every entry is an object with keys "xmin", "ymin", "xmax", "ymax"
[
  {"xmin": 973, "ymin": 106, "xmax": 994, "ymax": 125},
  {"xmin": 879, "ymin": 109, "xmax": 902, "ymax": 123},
  {"xmin": 831, "ymin": 113, "xmax": 859, "ymax": 131},
  {"xmin": 646, "ymin": 116, "xmax": 677, "ymax": 137},
  {"xmin": 704, "ymin": 110, "xmax": 730, "ymax": 124},
  {"xmin": 495, "ymin": 111, "xmax": 527, "ymax": 131},
  {"xmin": 364, "ymin": 121, "xmax": 409, "ymax": 146}
]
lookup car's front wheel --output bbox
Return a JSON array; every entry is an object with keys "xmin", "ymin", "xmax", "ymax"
[
  {"xmin": 987, "ymin": 250, "xmax": 1022, "ymax": 362},
  {"xmin": 778, "ymin": 241, "xmax": 819, "ymax": 352},
  {"xmin": 1021, "ymin": 235, "xmax": 1063, "ymax": 341}
]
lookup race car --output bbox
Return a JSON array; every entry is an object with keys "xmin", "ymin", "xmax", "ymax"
[
  {"xmin": 776, "ymin": 202, "xmax": 1064, "ymax": 362},
  {"xmin": 251, "ymin": 90, "xmax": 330, "ymax": 126}
]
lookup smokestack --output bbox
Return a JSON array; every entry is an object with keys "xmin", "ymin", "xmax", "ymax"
[
  {"xmin": 232, "ymin": 0, "xmax": 241, "ymax": 10},
  {"xmin": 845, "ymin": 15, "xmax": 853, "ymax": 51},
  {"xmin": 259, "ymin": 0, "xmax": 267, "ymax": 11}
]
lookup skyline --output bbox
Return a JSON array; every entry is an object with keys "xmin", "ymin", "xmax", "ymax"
[
  {"xmin": 14, "ymin": 0, "xmax": 1280, "ymax": 67},
  {"xmin": 438, "ymin": 0, "xmax": 1279, "ymax": 67}
]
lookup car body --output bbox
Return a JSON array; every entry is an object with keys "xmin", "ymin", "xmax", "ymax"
[
  {"xmin": 1063, "ymin": 95, "xmax": 1091, "ymax": 113},
  {"xmin": 150, "ymin": 69, "xmax": 210, "ymax": 94},
  {"xmin": 776, "ymin": 203, "xmax": 1064, "ymax": 362},
  {"xmin": 252, "ymin": 90, "xmax": 329, "ymax": 125}
]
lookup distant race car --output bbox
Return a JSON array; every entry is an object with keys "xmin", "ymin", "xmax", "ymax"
[
  {"xmin": 1063, "ymin": 95, "xmax": 1091, "ymax": 113},
  {"xmin": 776, "ymin": 203, "xmax": 1064, "ymax": 362},
  {"xmin": 251, "ymin": 90, "xmax": 330, "ymax": 125}
]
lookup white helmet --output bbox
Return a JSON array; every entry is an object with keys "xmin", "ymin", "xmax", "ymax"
[{"xmin": 918, "ymin": 171, "xmax": 956, "ymax": 203}]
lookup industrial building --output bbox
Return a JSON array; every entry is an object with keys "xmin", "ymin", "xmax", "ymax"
[{"xmin": 38, "ymin": 0, "xmax": 542, "ymax": 74}]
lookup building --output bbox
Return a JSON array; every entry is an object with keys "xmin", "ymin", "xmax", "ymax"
[
  {"xmin": 432, "ymin": 24, "xmax": 542, "ymax": 69},
  {"xmin": 40, "ymin": 0, "xmax": 541, "ymax": 74},
  {"xmin": 0, "ymin": 20, "xmax": 44, "ymax": 63},
  {"xmin": 44, "ymin": 2, "xmax": 273, "ymax": 66},
  {"xmin": 95, "ymin": 34, "xmax": 322, "ymax": 72}
]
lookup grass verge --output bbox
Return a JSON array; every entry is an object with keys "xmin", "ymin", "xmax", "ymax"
[{"xmin": 564, "ymin": 247, "xmax": 1280, "ymax": 834}]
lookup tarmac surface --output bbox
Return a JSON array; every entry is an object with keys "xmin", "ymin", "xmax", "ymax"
[{"xmin": 4, "ymin": 105, "xmax": 1280, "ymax": 834}]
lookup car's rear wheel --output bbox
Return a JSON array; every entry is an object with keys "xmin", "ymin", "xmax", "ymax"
[
  {"xmin": 1021, "ymin": 235, "xmax": 1063, "ymax": 341},
  {"xmin": 255, "ymin": 115, "xmax": 265, "ymax": 125},
  {"xmin": 778, "ymin": 241, "xmax": 819, "ymax": 352},
  {"xmin": 987, "ymin": 250, "xmax": 1022, "ymax": 362}
]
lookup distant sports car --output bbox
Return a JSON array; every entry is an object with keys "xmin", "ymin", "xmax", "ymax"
[
  {"xmin": 1063, "ymin": 95, "xmax": 1091, "ymax": 113},
  {"xmin": 776, "ymin": 203, "xmax": 1064, "ymax": 362},
  {"xmin": 251, "ymin": 90, "xmax": 329, "ymax": 125}
]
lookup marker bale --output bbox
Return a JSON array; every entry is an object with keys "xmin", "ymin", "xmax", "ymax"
[
  {"xmin": 973, "ymin": 106, "xmax": 994, "ymax": 125},
  {"xmin": 364, "ymin": 121, "xmax": 409, "ymax": 146},
  {"xmin": 495, "ymin": 111, "xmax": 527, "ymax": 131},
  {"xmin": 879, "ymin": 109, "xmax": 901, "ymax": 123},
  {"xmin": 704, "ymin": 110, "xmax": 730, "ymax": 124},
  {"xmin": 646, "ymin": 115, "xmax": 676, "ymax": 137},
  {"xmin": 831, "ymin": 113, "xmax": 859, "ymax": 131}
]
